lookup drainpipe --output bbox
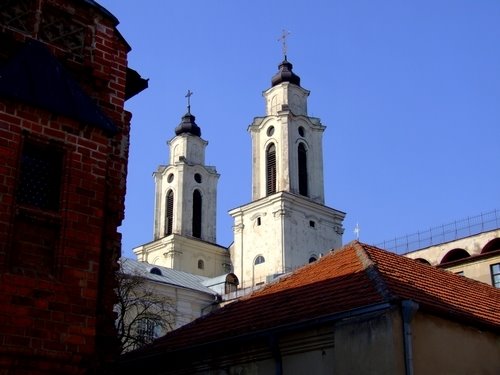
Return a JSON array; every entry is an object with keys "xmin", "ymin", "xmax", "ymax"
[
  {"xmin": 401, "ymin": 300, "xmax": 419, "ymax": 375},
  {"xmin": 268, "ymin": 334, "xmax": 283, "ymax": 375}
]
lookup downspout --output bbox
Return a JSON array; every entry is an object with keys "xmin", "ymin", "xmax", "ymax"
[
  {"xmin": 401, "ymin": 300, "xmax": 419, "ymax": 375},
  {"xmin": 268, "ymin": 334, "xmax": 283, "ymax": 375}
]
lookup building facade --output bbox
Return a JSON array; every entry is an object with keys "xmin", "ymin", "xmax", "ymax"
[
  {"xmin": 119, "ymin": 242, "xmax": 500, "ymax": 374},
  {"xmin": 0, "ymin": 0, "xmax": 145, "ymax": 373},
  {"xmin": 405, "ymin": 227, "xmax": 500, "ymax": 288}
]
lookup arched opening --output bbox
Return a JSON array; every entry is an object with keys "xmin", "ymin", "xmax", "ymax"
[
  {"xmin": 440, "ymin": 248, "xmax": 470, "ymax": 264},
  {"xmin": 266, "ymin": 143, "xmax": 276, "ymax": 196},
  {"xmin": 414, "ymin": 258, "xmax": 431, "ymax": 265},
  {"xmin": 225, "ymin": 273, "xmax": 239, "ymax": 294},
  {"xmin": 298, "ymin": 142, "xmax": 308, "ymax": 196},
  {"xmin": 481, "ymin": 238, "xmax": 500, "ymax": 254},
  {"xmin": 192, "ymin": 190, "xmax": 202, "ymax": 238},
  {"xmin": 254, "ymin": 255, "xmax": 265, "ymax": 265},
  {"xmin": 308, "ymin": 256, "xmax": 317, "ymax": 263},
  {"xmin": 165, "ymin": 190, "xmax": 174, "ymax": 236},
  {"xmin": 197, "ymin": 259, "xmax": 204, "ymax": 270},
  {"xmin": 150, "ymin": 267, "xmax": 162, "ymax": 276}
]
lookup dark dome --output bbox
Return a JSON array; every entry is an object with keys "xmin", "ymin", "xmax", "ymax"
[
  {"xmin": 175, "ymin": 112, "xmax": 201, "ymax": 137},
  {"xmin": 271, "ymin": 58, "xmax": 301, "ymax": 87}
]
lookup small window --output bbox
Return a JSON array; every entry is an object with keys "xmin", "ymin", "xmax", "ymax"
[
  {"xmin": 309, "ymin": 220, "xmax": 315, "ymax": 228},
  {"xmin": 225, "ymin": 274, "xmax": 239, "ymax": 294},
  {"xmin": 267, "ymin": 126, "xmax": 275, "ymax": 136},
  {"xmin": 194, "ymin": 173, "xmax": 202, "ymax": 183},
  {"xmin": 256, "ymin": 217, "xmax": 261, "ymax": 226},
  {"xmin": 298, "ymin": 126, "xmax": 305, "ymax": 137},
  {"xmin": 167, "ymin": 173, "xmax": 174, "ymax": 183},
  {"xmin": 17, "ymin": 139, "xmax": 63, "ymax": 210},
  {"xmin": 135, "ymin": 318, "xmax": 159, "ymax": 345},
  {"xmin": 254, "ymin": 255, "xmax": 265, "ymax": 265},
  {"xmin": 198, "ymin": 259, "xmax": 205, "ymax": 270},
  {"xmin": 309, "ymin": 256, "xmax": 317, "ymax": 263},
  {"xmin": 150, "ymin": 267, "xmax": 162, "ymax": 276},
  {"xmin": 491, "ymin": 263, "xmax": 500, "ymax": 288}
]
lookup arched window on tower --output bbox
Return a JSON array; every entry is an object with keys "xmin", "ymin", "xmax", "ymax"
[
  {"xmin": 254, "ymin": 255, "xmax": 265, "ymax": 265},
  {"xmin": 266, "ymin": 143, "xmax": 276, "ymax": 196},
  {"xmin": 165, "ymin": 190, "xmax": 174, "ymax": 236},
  {"xmin": 298, "ymin": 142, "xmax": 308, "ymax": 197},
  {"xmin": 192, "ymin": 189, "xmax": 202, "ymax": 238}
]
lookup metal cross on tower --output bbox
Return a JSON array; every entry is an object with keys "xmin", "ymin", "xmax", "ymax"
[
  {"xmin": 277, "ymin": 29, "xmax": 290, "ymax": 60},
  {"xmin": 185, "ymin": 90, "xmax": 193, "ymax": 113},
  {"xmin": 354, "ymin": 223, "xmax": 361, "ymax": 241}
]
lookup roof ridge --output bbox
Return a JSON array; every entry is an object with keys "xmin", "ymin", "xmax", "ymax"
[{"xmin": 354, "ymin": 241, "xmax": 394, "ymax": 302}]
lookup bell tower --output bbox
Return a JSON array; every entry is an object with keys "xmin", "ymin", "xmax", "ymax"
[
  {"xmin": 134, "ymin": 95, "xmax": 230, "ymax": 277},
  {"xmin": 230, "ymin": 57, "xmax": 345, "ymax": 288},
  {"xmin": 152, "ymin": 107, "xmax": 218, "ymax": 243}
]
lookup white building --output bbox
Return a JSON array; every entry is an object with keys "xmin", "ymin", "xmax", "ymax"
[
  {"xmin": 132, "ymin": 57, "xmax": 345, "ymax": 290},
  {"xmin": 229, "ymin": 58, "xmax": 345, "ymax": 288}
]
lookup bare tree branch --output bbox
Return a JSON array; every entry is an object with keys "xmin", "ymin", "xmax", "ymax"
[{"xmin": 114, "ymin": 264, "xmax": 175, "ymax": 353}]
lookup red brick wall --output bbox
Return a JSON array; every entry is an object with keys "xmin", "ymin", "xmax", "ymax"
[{"xmin": 0, "ymin": 1, "xmax": 137, "ymax": 373}]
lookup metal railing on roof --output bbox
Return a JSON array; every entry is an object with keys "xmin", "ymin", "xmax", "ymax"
[{"xmin": 376, "ymin": 209, "xmax": 500, "ymax": 254}]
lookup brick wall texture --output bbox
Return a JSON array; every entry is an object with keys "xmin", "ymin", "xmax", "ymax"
[{"xmin": 0, "ymin": 0, "xmax": 140, "ymax": 373}]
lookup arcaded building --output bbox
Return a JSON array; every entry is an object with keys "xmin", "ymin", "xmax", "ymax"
[{"xmin": 0, "ymin": 0, "xmax": 146, "ymax": 373}]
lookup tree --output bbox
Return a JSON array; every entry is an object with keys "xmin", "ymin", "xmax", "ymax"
[{"xmin": 114, "ymin": 261, "xmax": 175, "ymax": 353}]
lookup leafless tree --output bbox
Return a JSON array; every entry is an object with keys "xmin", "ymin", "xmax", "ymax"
[{"xmin": 114, "ymin": 264, "xmax": 175, "ymax": 353}]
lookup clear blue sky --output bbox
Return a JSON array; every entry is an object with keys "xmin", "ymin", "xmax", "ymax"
[{"xmin": 97, "ymin": 0, "xmax": 500, "ymax": 259}]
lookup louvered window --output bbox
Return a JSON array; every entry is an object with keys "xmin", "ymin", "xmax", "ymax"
[
  {"xmin": 298, "ymin": 143, "xmax": 308, "ymax": 197},
  {"xmin": 266, "ymin": 144, "xmax": 276, "ymax": 196},
  {"xmin": 192, "ymin": 190, "xmax": 202, "ymax": 238},
  {"xmin": 165, "ymin": 190, "xmax": 174, "ymax": 235}
]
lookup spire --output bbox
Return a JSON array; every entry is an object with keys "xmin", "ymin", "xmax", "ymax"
[
  {"xmin": 272, "ymin": 30, "xmax": 301, "ymax": 87},
  {"xmin": 175, "ymin": 90, "xmax": 201, "ymax": 136}
]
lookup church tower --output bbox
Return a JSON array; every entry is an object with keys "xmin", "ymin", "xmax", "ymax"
[
  {"xmin": 229, "ymin": 58, "xmax": 345, "ymax": 288},
  {"xmin": 134, "ymin": 99, "xmax": 230, "ymax": 277}
]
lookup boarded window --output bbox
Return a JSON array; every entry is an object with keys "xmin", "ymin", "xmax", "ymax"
[
  {"xmin": 165, "ymin": 190, "xmax": 174, "ymax": 235},
  {"xmin": 192, "ymin": 190, "xmax": 202, "ymax": 238},
  {"xmin": 266, "ymin": 144, "xmax": 276, "ymax": 196}
]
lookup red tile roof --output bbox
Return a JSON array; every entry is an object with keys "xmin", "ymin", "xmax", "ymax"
[{"xmin": 130, "ymin": 241, "xmax": 500, "ymax": 356}]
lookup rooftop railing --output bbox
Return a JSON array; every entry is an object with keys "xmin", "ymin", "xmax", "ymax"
[{"xmin": 376, "ymin": 209, "xmax": 500, "ymax": 254}]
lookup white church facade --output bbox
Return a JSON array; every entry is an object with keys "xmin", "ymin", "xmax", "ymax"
[{"xmin": 133, "ymin": 57, "xmax": 346, "ymax": 289}]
